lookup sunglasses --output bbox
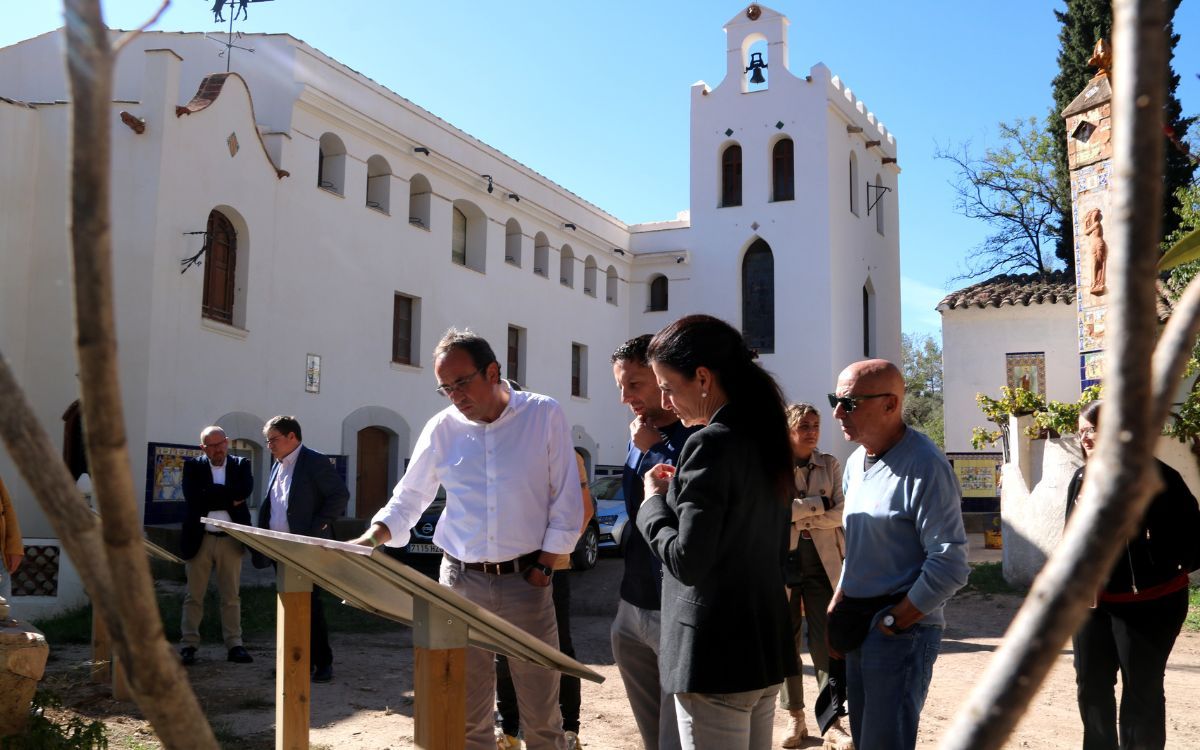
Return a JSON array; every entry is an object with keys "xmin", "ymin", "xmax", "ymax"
[{"xmin": 827, "ymin": 393, "xmax": 890, "ymax": 413}]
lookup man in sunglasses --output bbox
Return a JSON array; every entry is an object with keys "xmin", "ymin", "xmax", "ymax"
[
  {"xmin": 826, "ymin": 359, "xmax": 969, "ymax": 750},
  {"xmin": 351, "ymin": 328, "xmax": 583, "ymax": 750}
]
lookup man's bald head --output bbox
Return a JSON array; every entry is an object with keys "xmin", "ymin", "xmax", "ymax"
[
  {"xmin": 834, "ymin": 358, "xmax": 907, "ymax": 454},
  {"xmin": 840, "ymin": 359, "xmax": 905, "ymax": 397}
]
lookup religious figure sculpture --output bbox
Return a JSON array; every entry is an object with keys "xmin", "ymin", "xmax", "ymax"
[
  {"xmin": 1085, "ymin": 208, "xmax": 1108, "ymax": 296},
  {"xmin": 1087, "ymin": 38, "xmax": 1112, "ymax": 78}
]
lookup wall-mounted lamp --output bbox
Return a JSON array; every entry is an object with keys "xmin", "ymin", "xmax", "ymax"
[
  {"xmin": 744, "ymin": 52, "xmax": 768, "ymax": 85},
  {"xmin": 413, "ymin": 146, "xmax": 430, "ymax": 155},
  {"xmin": 507, "ymin": 193, "xmax": 520, "ymax": 202},
  {"xmin": 564, "ymin": 223, "xmax": 577, "ymax": 231},
  {"xmin": 613, "ymin": 248, "xmax": 626, "ymax": 256},
  {"xmin": 675, "ymin": 256, "xmax": 686, "ymax": 264},
  {"xmin": 481, "ymin": 174, "xmax": 494, "ymax": 194}
]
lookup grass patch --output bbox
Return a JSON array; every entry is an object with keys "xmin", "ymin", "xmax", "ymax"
[
  {"xmin": 1186, "ymin": 585, "xmax": 1200, "ymax": 633},
  {"xmin": 35, "ymin": 585, "xmax": 404, "ymax": 647},
  {"xmin": 961, "ymin": 562, "xmax": 1022, "ymax": 596}
]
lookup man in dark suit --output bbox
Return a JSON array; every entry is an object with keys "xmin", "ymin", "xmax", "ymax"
[
  {"xmin": 256, "ymin": 415, "xmax": 348, "ymax": 683},
  {"xmin": 180, "ymin": 426, "xmax": 254, "ymax": 665}
]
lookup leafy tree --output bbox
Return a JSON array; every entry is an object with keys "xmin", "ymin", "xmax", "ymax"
[
  {"xmin": 938, "ymin": 118, "xmax": 1064, "ymax": 280},
  {"xmin": 1048, "ymin": 0, "xmax": 1194, "ymax": 269},
  {"xmin": 902, "ymin": 333, "xmax": 944, "ymax": 448}
]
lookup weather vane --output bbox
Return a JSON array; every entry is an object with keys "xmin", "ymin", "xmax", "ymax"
[{"xmin": 207, "ymin": 0, "xmax": 277, "ymax": 72}]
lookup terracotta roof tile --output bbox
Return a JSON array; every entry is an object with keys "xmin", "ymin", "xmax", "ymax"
[{"xmin": 937, "ymin": 271, "xmax": 1075, "ymax": 311}]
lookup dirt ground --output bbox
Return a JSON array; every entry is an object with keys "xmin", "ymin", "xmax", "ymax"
[{"xmin": 40, "ymin": 557, "xmax": 1200, "ymax": 749}]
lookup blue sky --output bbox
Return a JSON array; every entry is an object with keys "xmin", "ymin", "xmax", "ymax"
[{"xmin": 4, "ymin": 1, "xmax": 1199, "ymax": 339}]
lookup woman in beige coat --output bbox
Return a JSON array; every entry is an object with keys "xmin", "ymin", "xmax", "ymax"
[{"xmin": 779, "ymin": 404, "xmax": 852, "ymax": 749}]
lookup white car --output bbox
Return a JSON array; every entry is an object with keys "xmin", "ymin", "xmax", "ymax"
[{"xmin": 590, "ymin": 476, "xmax": 630, "ymax": 555}]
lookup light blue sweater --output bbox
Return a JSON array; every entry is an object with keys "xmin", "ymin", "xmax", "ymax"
[{"xmin": 840, "ymin": 427, "xmax": 970, "ymax": 627}]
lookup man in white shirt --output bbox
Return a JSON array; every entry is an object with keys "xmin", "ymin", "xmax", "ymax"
[{"xmin": 352, "ymin": 329, "xmax": 584, "ymax": 750}]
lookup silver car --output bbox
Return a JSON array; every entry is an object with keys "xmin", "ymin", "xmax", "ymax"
[{"xmin": 590, "ymin": 476, "xmax": 630, "ymax": 555}]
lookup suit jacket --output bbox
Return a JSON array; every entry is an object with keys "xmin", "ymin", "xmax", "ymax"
[
  {"xmin": 180, "ymin": 455, "xmax": 253, "ymax": 560},
  {"xmin": 255, "ymin": 446, "xmax": 348, "ymax": 563},
  {"xmin": 635, "ymin": 403, "xmax": 797, "ymax": 695}
]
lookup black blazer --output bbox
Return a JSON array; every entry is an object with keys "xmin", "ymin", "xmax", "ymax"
[
  {"xmin": 636, "ymin": 404, "xmax": 797, "ymax": 695},
  {"xmin": 180, "ymin": 455, "xmax": 253, "ymax": 560},
  {"xmin": 256, "ymin": 445, "xmax": 348, "ymax": 541}
]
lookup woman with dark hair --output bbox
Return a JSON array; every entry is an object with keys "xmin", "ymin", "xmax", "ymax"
[
  {"xmin": 637, "ymin": 314, "xmax": 796, "ymax": 749},
  {"xmin": 1068, "ymin": 400, "xmax": 1200, "ymax": 750}
]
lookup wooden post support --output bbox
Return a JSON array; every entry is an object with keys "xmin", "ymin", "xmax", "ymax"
[
  {"xmin": 412, "ymin": 598, "xmax": 468, "ymax": 750},
  {"xmin": 90, "ymin": 607, "xmax": 111, "ymax": 684},
  {"xmin": 275, "ymin": 563, "xmax": 312, "ymax": 750}
]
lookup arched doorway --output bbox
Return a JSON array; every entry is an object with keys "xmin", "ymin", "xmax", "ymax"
[{"xmin": 356, "ymin": 427, "xmax": 390, "ymax": 519}]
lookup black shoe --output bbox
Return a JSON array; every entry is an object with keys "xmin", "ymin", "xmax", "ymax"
[
  {"xmin": 227, "ymin": 646, "xmax": 253, "ymax": 664},
  {"xmin": 180, "ymin": 646, "xmax": 197, "ymax": 666},
  {"xmin": 312, "ymin": 665, "xmax": 333, "ymax": 683}
]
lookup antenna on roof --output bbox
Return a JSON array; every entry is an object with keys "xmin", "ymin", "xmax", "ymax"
[{"xmin": 207, "ymin": 0, "xmax": 277, "ymax": 73}]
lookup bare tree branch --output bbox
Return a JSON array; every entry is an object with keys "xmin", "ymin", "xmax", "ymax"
[
  {"xmin": 63, "ymin": 1, "xmax": 218, "ymax": 746},
  {"xmin": 113, "ymin": 0, "xmax": 171, "ymax": 54},
  {"xmin": 939, "ymin": 0, "xmax": 1171, "ymax": 746}
]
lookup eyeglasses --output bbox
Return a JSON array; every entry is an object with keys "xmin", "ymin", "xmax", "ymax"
[
  {"xmin": 265, "ymin": 435, "xmax": 287, "ymax": 446},
  {"xmin": 202, "ymin": 438, "xmax": 228, "ymax": 449},
  {"xmin": 827, "ymin": 393, "xmax": 890, "ymax": 413},
  {"xmin": 1079, "ymin": 426, "xmax": 1097, "ymax": 438},
  {"xmin": 435, "ymin": 368, "xmax": 484, "ymax": 397}
]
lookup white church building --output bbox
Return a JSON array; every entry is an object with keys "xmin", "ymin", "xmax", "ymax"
[{"xmin": 0, "ymin": 4, "xmax": 900, "ymax": 616}]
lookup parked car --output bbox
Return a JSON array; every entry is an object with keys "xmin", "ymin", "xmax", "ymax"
[
  {"xmin": 398, "ymin": 486, "xmax": 601, "ymax": 570},
  {"xmin": 590, "ymin": 476, "xmax": 629, "ymax": 555}
]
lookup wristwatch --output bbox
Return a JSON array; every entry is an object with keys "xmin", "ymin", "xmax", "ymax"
[
  {"xmin": 882, "ymin": 613, "xmax": 897, "ymax": 630},
  {"xmin": 530, "ymin": 562, "xmax": 554, "ymax": 578}
]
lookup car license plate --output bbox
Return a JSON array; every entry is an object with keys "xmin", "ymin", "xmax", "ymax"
[{"xmin": 406, "ymin": 543, "xmax": 443, "ymax": 554}]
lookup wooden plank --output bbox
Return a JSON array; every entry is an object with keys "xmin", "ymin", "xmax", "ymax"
[
  {"xmin": 276, "ymin": 569, "xmax": 312, "ymax": 750},
  {"xmin": 413, "ymin": 647, "xmax": 465, "ymax": 750}
]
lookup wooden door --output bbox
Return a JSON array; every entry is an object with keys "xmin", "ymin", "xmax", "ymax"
[{"xmin": 356, "ymin": 427, "xmax": 390, "ymax": 519}]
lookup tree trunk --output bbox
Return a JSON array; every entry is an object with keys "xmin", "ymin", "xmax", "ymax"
[
  {"xmin": 940, "ymin": 0, "xmax": 1176, "ymax": 747},
  {"xmin": 0, "ymin": 2, "xmax": 218, "ymax": 747}
]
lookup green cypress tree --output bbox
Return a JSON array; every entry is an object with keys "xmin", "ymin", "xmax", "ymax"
[{"xmin": 1048, "ymin": 0, "xmax": 1194, "ymax": 271}]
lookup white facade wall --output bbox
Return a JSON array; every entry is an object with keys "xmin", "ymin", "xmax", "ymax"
[
  {"xmin": 941, "ymin": 302, "xmax": 1080, "ymax": 453},
  {"xmin": 0, "ymin": 4, "xmax": 903, "ymax": 612}
]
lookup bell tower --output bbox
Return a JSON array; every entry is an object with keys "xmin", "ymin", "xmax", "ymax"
[{"xmin": 723, "ymin": 4, "xmax": 790, "ymax": 92}]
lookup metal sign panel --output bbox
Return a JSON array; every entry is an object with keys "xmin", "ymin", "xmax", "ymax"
[{"xmin": 206, "ymin": 519, "xmax": 602, "ymax": 683}]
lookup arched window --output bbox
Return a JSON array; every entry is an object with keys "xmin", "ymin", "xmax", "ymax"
[
  {"xmin": 583, "ymin": 256, "xmax": 598, "ymax": 297},
  {"xmin": 648, "ymin": 274, "xmax": 668, "ymax": 312},
  {"xmin": 317, "ymin": 133, "xmax": 346, "ymax": 195},
  {"xmin": 365, "ymin": 155, "xmax": 391, "ymax": 213},
  {"xmin": 721, "ymin": 144, "xmax": 742, "ymax": 207},
  {"xmin": 560, "ymin": 245, "xmax": 575, "ymax": 288},
  {"xmin": 605, "ymin": 266, "xmax": 618, "ymax": 305},
  {"xmin": 874, "ymin": 173, "xmax": 885, "ymax": 234},
  {"xmin": 202, "ymin": 210, "xmax": 238, "ymax": 324},
  {"xmin": 772, "ymin": 138, "xmax": 794, "ymax": 202},
  {"xmin": 408, "ymin": 173, "xmax": 431, "ymax": 229},
  {"xmin": 533, "ymin": 232, "xmax": 550, "ymax": 277},
  {"xmin": 505, "ymin": 218, "xmax": 522, "ymax": 266},
  {"xmin": 848, "ymin": 151, "xmax": 859, "ymax": 215},
  {"xmin": 862, "ymin": 279, "xmax": 877, "ymax": 357},
  {"xmin": 741, "ymin": 239, "xmax": 774, "ymax": 353},
  {"xmin": 451, "ymin": 207, "xmax": 467, "ymax": 266}
]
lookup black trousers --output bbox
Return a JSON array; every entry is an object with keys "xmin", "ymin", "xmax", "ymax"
[
  {"xmin": 1072, "ymin": 586, "xmax": 1187, "ymax": 750},
  {"xmin": 311, "ymin": 587, "xmax": 332, "ymax": 670},
  {"xmin": 497, "ymin": 571, "xmax": 579, "ymax": 734}
]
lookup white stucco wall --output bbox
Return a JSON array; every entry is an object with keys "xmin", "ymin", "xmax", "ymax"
[
  {"xmin": 941, "ymin": 301, "xmax": 1080, "ymax": 453},
  {"xmin": 0, "ymin": 4, "xmax": 905, "ymax": 612}
]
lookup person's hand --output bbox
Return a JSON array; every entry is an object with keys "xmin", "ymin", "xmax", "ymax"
[
  {"xmin": 349, "ymin": 523, "xmax": 391, "ymax": 548},
  {"xmin": 642, "ymin": 463, "xmax": 675, "ymax": 500},
  {"xmin": 524, "ymin": 562, "xmax": 553, "ymax": 587},
  {"xmin": 5, "ymin": 554, "xmax": 22, "ymax": 574},
  {"xmin": 877, "ymin": 597, "xmax": 925, "ymax": 634},
  {"xmin": 630, "ymin": 417, "xmax": 663, "ymax": 453}
]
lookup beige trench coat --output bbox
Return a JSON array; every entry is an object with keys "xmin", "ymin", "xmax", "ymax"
[{"xmin": 789, "ymin": 450, "xmax": 846, "ymax": 585}]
